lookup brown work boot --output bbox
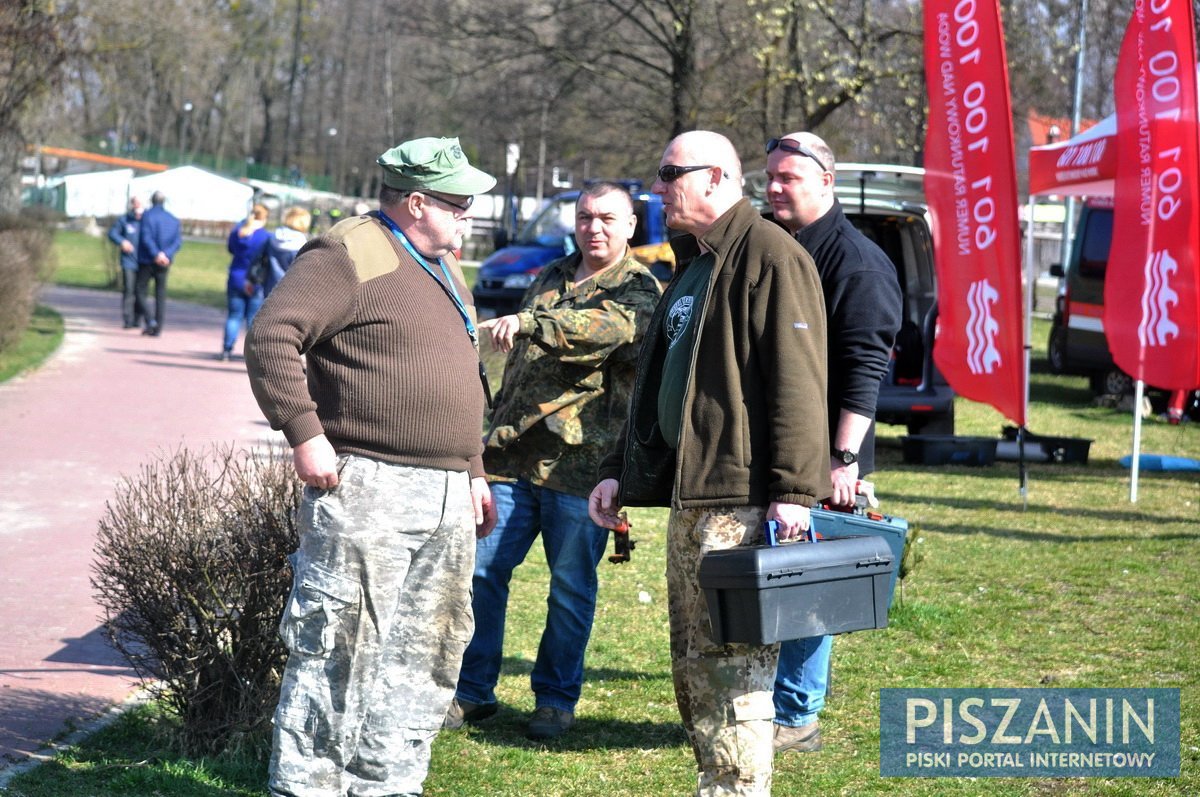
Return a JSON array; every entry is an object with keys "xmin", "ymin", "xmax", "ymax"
[
  {"xmin": 526, "ymin": 706, "xmax": 575, "ymax": 740},
  {"xmin": 442, "ymin": 697, "xmax": 498, "ymax": 730},
  {"xmin": 774, "ymin": 721, "xmax": 823, "ymax": 753}
]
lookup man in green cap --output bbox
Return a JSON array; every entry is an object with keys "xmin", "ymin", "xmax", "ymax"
[{"xmin": 247, "ymin": 136, "xmax": 499, "ymax": 797}]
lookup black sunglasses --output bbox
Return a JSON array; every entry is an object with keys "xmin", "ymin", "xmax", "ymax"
[
  {"xmin": 657, "ymin": 164, "xmax": 716, "ymax": 183},
  {"xmin": 412, "ymin": 191, "xmax": 474, "ymax": 213},
  {"xmin": 766, "ymin": 138, "xmax": 831, "ymax": 172}
]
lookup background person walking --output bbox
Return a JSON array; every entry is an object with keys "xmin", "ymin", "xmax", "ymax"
[
  {"xmin": 255, "ymin": 206, "xmax": 312, "ymax": 297},
  {"xmin": 220, "ymin": 204, "xmax": 271, "ymax": 360},
  {"xmin": 134, "ymin": 190, "xmax": 182, "ymax": 336},
  {"xmin": 107, "ymin": 196, "xmax": 142, "ymax": 328}
]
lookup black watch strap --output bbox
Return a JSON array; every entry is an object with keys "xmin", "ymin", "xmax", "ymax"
[{"xmin": 832, "ymin": 448, "xmax": 858, "ymax": 465}]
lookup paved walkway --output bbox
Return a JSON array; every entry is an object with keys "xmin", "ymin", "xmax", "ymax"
[{"xmin": 0, "ymin": 286, "xmax": 277, "ymax": 772}]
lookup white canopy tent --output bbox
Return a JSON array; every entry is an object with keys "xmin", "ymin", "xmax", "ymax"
[
  {"xmin": 47, "ymin": 169, "xmax": 135, "ymax": 218},
  {"xmin": 130, "ymin": 166, "xmax": 254, "ymax": 223}
]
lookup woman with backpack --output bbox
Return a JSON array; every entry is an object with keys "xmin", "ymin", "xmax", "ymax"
[{"xmin": 220, "ymin": 204, "xmax": 271, "ymax": 361}]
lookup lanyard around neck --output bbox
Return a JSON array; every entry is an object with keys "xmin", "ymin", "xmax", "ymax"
[
  {"xmin": 375, "ymin": 210, "xmax": 493, "ymax": 408},
  {"xmin": 375, "ymin": 210, "xmax": 477, "ymax": 347}
]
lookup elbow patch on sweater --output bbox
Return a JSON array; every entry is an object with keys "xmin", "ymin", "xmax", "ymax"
[{"xmin": 327, "ymin": 217, "xmax": 401, "ymax": 282}]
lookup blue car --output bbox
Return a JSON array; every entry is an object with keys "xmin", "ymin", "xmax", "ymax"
[{"xmin": 472, "ymin": 181, "xmax": 673, "ymax": 317}]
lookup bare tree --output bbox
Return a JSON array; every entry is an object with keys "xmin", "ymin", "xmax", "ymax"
[
  {"xmin": 15, "ymin": 0, "xmax": 1140, "ymax": 212},
  {"xmin": 0, "ymin": 1, "xmax": 76, "ymax": 214}
]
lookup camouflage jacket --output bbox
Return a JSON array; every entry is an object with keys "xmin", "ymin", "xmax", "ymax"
[{"xmin": 484, "ymin": 249, "xmax": 662, "ymax": 497}]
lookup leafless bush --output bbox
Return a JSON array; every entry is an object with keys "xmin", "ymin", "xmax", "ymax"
[
  {"xmin": 0, "ymin": 217, "xmax": 53, "ymax": 352},
  {"xmin": 92, "ymin": 445, "xmax": 301, "ymax": 754}
]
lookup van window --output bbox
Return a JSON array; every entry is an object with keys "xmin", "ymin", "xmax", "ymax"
[
  {"xmin": 1078, "ymin": 209, "xmax": 1112, "ymax": 279},
  {"xmin": 849, "ymin": 213, "xmax": 935, "ymax": 328}
]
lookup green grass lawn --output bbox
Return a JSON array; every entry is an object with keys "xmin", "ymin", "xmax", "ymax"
[
  {"xmin": 0, "ymin": 230, "xmax": 234, "ymax": 382},
  {"xmin": 0, "ymin": 305, "xmax": 64, "ymax": 383},
  {"xmin": 6, "ymin": 236, "xmax": 1197, "ymax": 796},
  {"xmin": 51, "ymin": 229, "xmax": 232, "ymax": 310}
]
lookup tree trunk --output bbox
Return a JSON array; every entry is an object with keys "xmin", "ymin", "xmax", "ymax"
[
  {"xmin": 0, "ymin": 131, "xmax": 24, "ymax": 217},
  {"xmin": 283, "ymin": 0, "xmax": 305, "ymax": 167}
]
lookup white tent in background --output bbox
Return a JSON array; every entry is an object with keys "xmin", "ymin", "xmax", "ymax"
[
  {"xmin": 130, "ymin": 166, "xmax": 254, "ymax": 223},
  {"xmin": 47, "ymin": 168, "xmax": 135, "ymax": 218}
]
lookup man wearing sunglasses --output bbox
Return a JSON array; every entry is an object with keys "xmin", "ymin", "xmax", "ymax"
[
  {"xmin": 590, "ymin": 130, "xmax": 829, "ymax": 796},
  {"xmin": 765, "ymin": 131, "xmax": 903, "ymax": 756},
  {"xmin": 247, "ymin": 136, "xmax": 499, "ymax": 797}
]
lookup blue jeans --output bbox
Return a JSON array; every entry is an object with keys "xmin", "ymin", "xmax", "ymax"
[
  {"xmin": 773, "ymin": 634, "xmax": 832, "ymax": 727},
  {"xmin": 455, "ymin": 480, "xmax": 610, "ymax": 713},
  {"xmin": 223, "ymin": 288, "xmax": 264, "ymax": 352}
]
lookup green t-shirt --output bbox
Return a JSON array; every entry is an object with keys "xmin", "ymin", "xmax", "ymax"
[{"xmin": 657, "ymin": 252, "xmax": 715, "ymax": 449}]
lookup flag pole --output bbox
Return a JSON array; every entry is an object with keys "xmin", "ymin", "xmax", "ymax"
[
  {"xmin": 1130, "ymin": 379, "xmax": 1145, "ymax": 502},
  {"xmin": 1020, "ymin": 195, "xmax": 1037, "ymax": 506}
]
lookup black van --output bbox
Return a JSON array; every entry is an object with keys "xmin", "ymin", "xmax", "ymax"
[{"xmin": 1046, "ymin": 198, "xmax": 1133, "ymax": 395}]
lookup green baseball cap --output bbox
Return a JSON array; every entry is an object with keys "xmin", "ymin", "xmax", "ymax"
[{"xmin": 376, "ymin": 137, "xmax": 497, "ymax": 196}]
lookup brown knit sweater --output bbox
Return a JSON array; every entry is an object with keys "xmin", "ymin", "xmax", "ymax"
[{"xmin": 246, "ymin": 214, "xmax": 486, "ymax": 478}]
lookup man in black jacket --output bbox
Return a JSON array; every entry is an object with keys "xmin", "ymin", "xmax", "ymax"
[{"xmin": 764, "ymin": 131, "xmax": 903, "ymax": 754}]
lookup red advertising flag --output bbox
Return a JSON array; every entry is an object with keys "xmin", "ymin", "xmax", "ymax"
[
  {"xmin": 923, "ymin": 0, "xmax": 1026, "ymax": 425},
  {"xmin": 1108, "ymin": 0, "xmax": 1200, "ymax": 389}
]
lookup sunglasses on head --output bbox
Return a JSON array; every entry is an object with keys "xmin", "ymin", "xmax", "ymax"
[
  {"xmin": 656, "ymin": 164, "xmax": 716, "ymax": 183},
  {"xmin": 766, "ymin": 138, "xmax": 831, "ymax": 172}
]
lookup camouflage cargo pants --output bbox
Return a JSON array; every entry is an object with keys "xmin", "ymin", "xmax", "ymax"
[
  {"xmin": 666, "ymin": 506, "xmax": 778, "ymax": 797},
  {"xmin": 269, "ymin": 457, "xmax": 475, "ymax": 797}
]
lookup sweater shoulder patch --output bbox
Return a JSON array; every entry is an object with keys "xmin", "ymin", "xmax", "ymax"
[{"xmin": 326, "ymin": 217, "xmax": 400, "ymax": 282}]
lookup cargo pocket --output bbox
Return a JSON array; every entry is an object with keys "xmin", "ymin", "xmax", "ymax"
[
  {"xmin": 279, "ymin": 558, "xmax": 361, "ymax": 657},
  {"xmin": 711, "ymin": 684, "xmax": 775, "ymax": 776},
  {"xmin": 731, "ymin": 689, "xmax": 775, "ymax": 723}
]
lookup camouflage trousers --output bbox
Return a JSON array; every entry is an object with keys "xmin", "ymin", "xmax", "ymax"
[
  {"xmin": 269, "ymin": 457, "xmax": 476, "ymax": 797},
  {"xmin": 666, "ymin": 506, "xmax": 778, "ymax": 797}
]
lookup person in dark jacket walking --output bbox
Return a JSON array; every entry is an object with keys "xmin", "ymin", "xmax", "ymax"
[
  {"xmin": 764, "ymin": 131, "xmax": 903, "ymax": 755},
  {"xmin": 134, "ymin": 191, "xmax": 182, "ymax": 336},
  {"xmin": 107, "ymin": 196, "xmax": 142, "ymax": 328},
  {"xmin": 590, "ymin": 130, "xmax": 828, "ymax": 797}
]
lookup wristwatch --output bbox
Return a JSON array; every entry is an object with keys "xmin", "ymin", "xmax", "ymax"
[{"xmin": 832, "ymin": 448, "xmax": 859, "ymax": 465}]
